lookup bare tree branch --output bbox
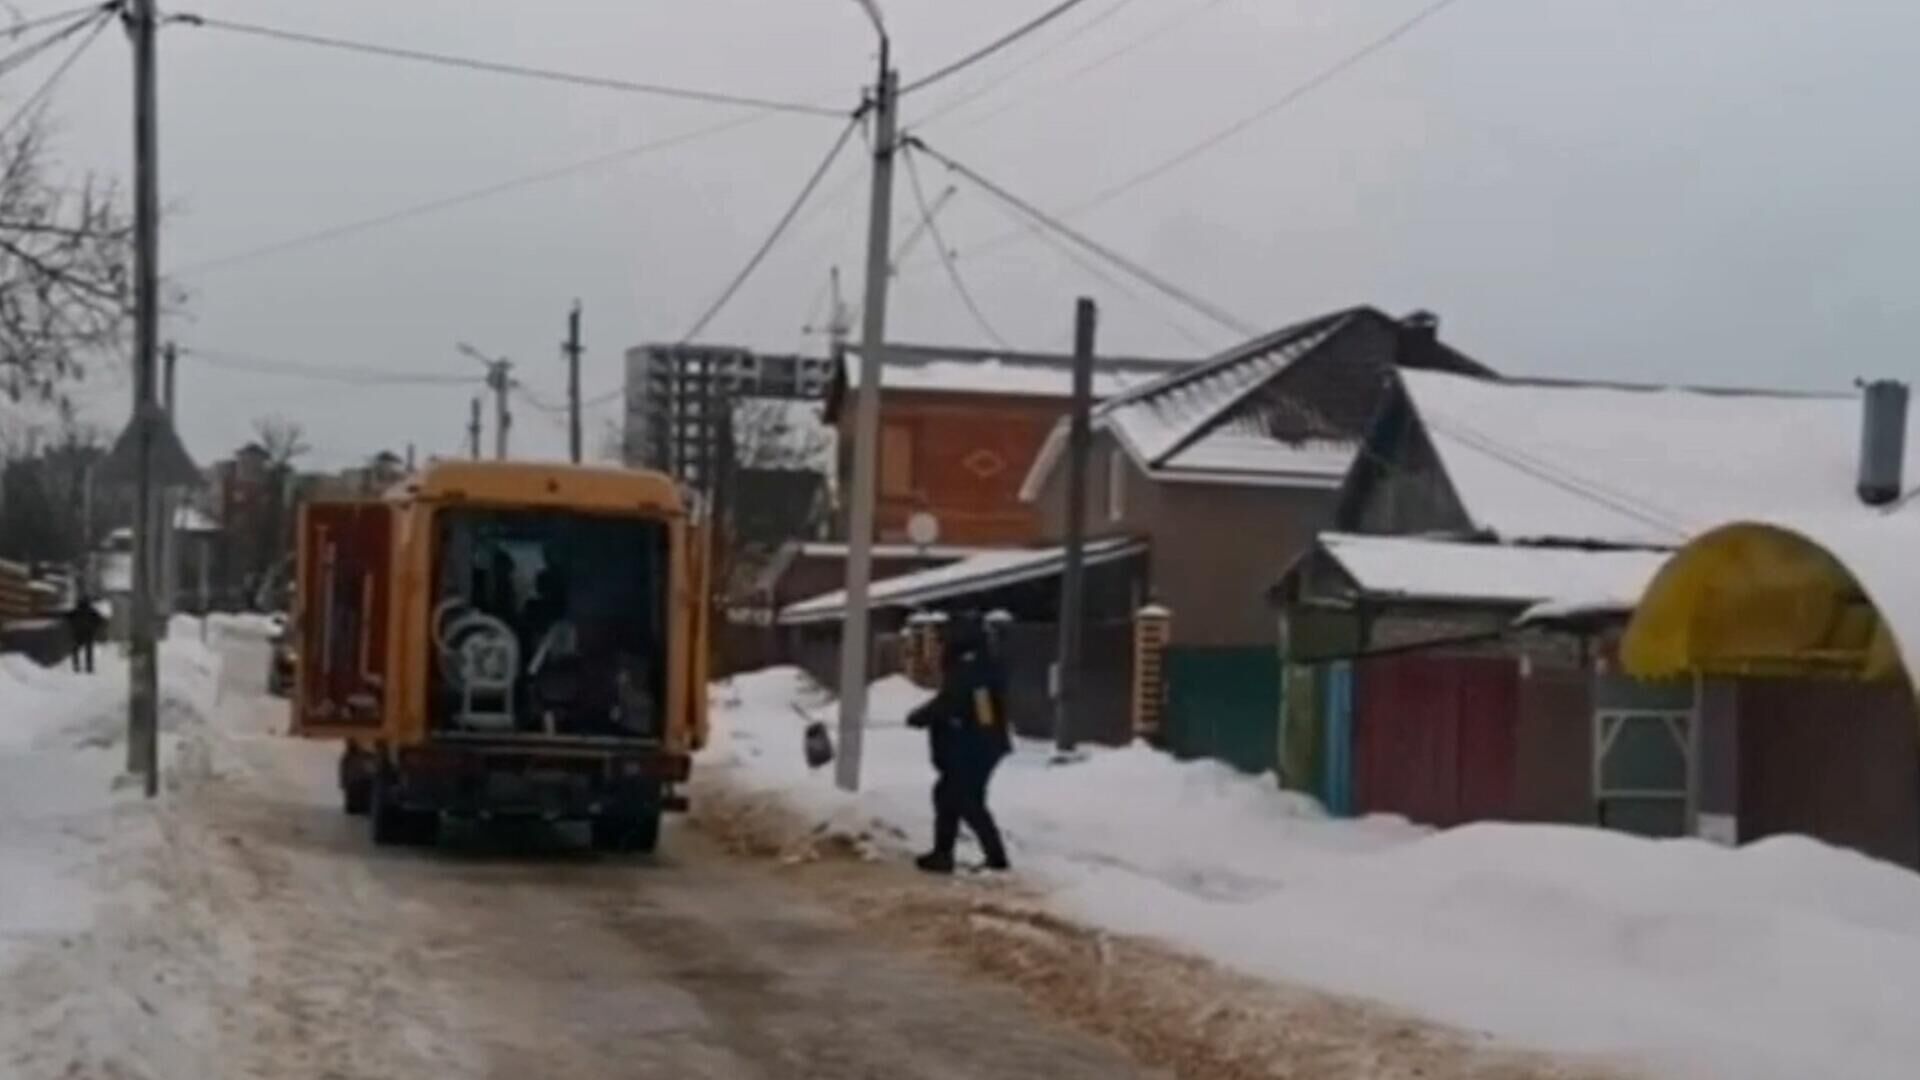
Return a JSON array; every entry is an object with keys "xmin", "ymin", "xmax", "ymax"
[{"xmin": 0, "ymin": 116, "xmax": 134, "ymax": 407}]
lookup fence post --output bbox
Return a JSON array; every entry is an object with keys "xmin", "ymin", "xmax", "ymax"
[
  {"xmin": 904, "ymin": 611, "xmax": 932, "ymax": 686},
  {"xmin": 920, "ymin": 611, "xmax": 948, "ymax": 689},
  {"xmin": 1133, "ymin": 603, "xmax": 1172, "ymax": 744}
]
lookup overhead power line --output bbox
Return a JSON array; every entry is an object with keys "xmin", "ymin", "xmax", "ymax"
[
  {"xmin": 679, "ymin": 113, "xmax": 863, "ymax": 343},
  {"xmin": 902, "ymin": 0, "xmax": 1098, "ymax": 95},
  {"xmin": 1062, "ymin": 0, "xmax": 1465, "ymax": 217},
  {"xmin": 183, "ymin": 346, "xmax": 482, "ymax": 387},
  {"xmin": 172, "ymin": 108, "xmax": 771, "ymax": 274},
  {"xmin": 171, "ymin": 111, "xmax": 773, "ymax": 277},
  {"xmin": 176, "ymin": 14, "xmax": 849, "ymax": 118},
  {"xmin": 908, "ymin": 136, "xmax": 1256, "ymax": 337},
  {"xmin": 902, "ymin": 146, "xmax": 1010, "ymax": 350},
  {"xmin": 945, "ymin": 0, "xmax": 1233, "ymax": 133},
  {"xmin": 913, "ymin": 0, "xmax": 1145, "ymax": 126},
  {"xmin": 1, "ymin": 2, "xmax": 109, "ymax": 40},
  {"xmin": 0, "ymin": 2, "xmax": 109, "ymax": 74},
  {"xmin": 0, "ymin": 5, "xmax": 110, "ymax": 141},
  {"xmin": 929, "ymin": 0, "xmax": 1463, "ymax": 266}
]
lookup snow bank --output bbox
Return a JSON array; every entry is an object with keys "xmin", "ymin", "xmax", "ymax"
[
  {"xmin": 705, "ymin": 667, "xmax": 1920, "ymax": 1080},
  {"xmin": 0, "ymin": 633, "xmax": 221, "ymax": 970}
]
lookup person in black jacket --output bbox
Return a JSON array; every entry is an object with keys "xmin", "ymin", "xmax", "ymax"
[
  {"xmin": 65, "ymin": 589, "xmax": 104, "ymax": 674},
  {"xmin": 907, "ymin": 615, "xmax": 1012, "ymax": 874}
]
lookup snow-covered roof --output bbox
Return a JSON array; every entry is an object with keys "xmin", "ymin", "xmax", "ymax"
[
  {"xmin": 1098, "ymin": 317, "xmax": 1348, "ymax": 464},
  {"xmin": 840, "ymin": 343, "xmax": 1186, "ymax": 400},
  {"xmin": 793, "ymin": 541, "xmax": 991, "ymax": 561},
  {"xmin": 1401, "ymin": 370, "xmax": 1920, "ymax": 547},
  {"xmin": 1309, "ymin": 533, "xmax": 1668, "ymax": 612},
  {"xmin": 779, "ymin": 536, "xmax": 1147, "ymax": 625},
  {"xmin": 1020, "ymin": 308, "xmax": 1448, "ymax": 496},
  {"xmin": 172, "ymin": 505, "xmax": 219, "ymax": 533}
]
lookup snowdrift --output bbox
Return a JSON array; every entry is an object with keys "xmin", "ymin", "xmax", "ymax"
[{"xmin": 706, "ymin": 666, "xmax": 1920, "ymax": 1080}]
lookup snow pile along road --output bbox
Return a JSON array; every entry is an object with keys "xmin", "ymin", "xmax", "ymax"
[
  {"xmin": 703, "ymin": 667, "xmax": 1920, "ymax": 1080},
  {"xmin": 0, "ymin": 624, "xmax": 227, "ymax": 1078}
]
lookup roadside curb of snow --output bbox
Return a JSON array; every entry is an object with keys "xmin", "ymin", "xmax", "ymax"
[{"xmin": 688, "ymin": 776, "xmax": 1628, "ymax": 1080}]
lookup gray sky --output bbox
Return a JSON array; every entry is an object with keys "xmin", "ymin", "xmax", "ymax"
[{"xmin": 25, "ymin": 0, "xmax": 1920, "ymax": 469}]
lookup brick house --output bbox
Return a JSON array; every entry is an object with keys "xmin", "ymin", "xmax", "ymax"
[{"xmin": 825, "ymin": 343, "xmax": 1187, "ymax": 546}]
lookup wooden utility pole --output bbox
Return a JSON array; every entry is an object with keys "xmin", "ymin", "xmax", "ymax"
[
  {"xmin": 564, "ymin": 301, "xmax": 584, "ymax": 464},
  {"xmin": 1054, "ymin": 298, "xmax": 1097, "ymax": 755},
  {"xmin": 126, "ymin": 0, "xmax": 162, "ymax": 797}
]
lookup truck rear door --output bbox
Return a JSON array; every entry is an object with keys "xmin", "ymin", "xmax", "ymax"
[{"xmin": 293, "ymin": 501, "xmax": 393, "ymax": 738}]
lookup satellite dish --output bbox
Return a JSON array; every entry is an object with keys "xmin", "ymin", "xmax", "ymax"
[{"xmin": 906, "ymin": 511, "xmax": 940, "ymax": 549}]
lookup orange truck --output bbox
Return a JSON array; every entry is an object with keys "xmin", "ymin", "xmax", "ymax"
[{"xmin": 291, "ymin": 461, "xmax": 709, "ymax": 852}]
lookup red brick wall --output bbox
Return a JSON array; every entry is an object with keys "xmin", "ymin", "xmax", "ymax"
[{"xmin": 842, "ymin": 389, "xmax": 1069, "ymax": 546}]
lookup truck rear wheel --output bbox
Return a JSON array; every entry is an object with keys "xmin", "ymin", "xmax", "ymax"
[
  {"xmin": 340, "ymin": 746, "xmax": 373, "ymax": 817},
  {"xmin": 370, "ymin": 769, "xmax": 440, "ymax": 848},
  {"xmin": 591, "ymin": 810, "xmax": 661, "ymax": 855},
  {"xmin": 343, "ymin": 779, "xmax": 372, "ymax": 817}
]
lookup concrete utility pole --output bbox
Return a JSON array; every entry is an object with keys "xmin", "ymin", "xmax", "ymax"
[
  {"xmin": 834, "ymin": 34, "xmax": 899, "ymax": 794},
  {"xmin": 162, "ymin": 342, "xmax": 177, "ymax": 416},
  {"xmin": 1055, "ymin": 298, "xmax": 1097, "ymax": 755},
  {"xmin": 564, "ymin": 301, "xmax": 584, "ymax": 464},
  {"xmin": 157, "ymin": 342, "xmax": 179, "ymax": 627},
  {"xmin": 489, "ymin": 360, "xmax": 512, "ymax": 461},
  {"xmin": 468, "ymin": 397, "xmax": 482, "ymax": 460},
  {"xmin": 126, "ymin": 0, "xmax": 161, "ymax": 797}
]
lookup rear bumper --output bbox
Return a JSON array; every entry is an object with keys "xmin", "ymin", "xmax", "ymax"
[{"xmin": 371, "ymin": 742, "xmax": 691, "ymax": 819}]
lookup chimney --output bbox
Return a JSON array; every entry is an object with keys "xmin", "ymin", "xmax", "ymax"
[
  {"xmin": 1397, "ymin": 310, "xmax": 1439, "ymax": 369},
  {"xmin": 1857, "ymin": 378, "xmax": 1909, "ymax": 506}
]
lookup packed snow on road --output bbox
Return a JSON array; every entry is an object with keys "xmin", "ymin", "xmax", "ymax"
[{"xmin": 707, "ymin": 666, "xmax": 1920, "ymax": 1080}]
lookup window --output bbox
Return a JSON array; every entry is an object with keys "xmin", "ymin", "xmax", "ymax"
[
  {"xmin": 881, "ymin": 424, "xmax": 915, "ymax": 497},
  {"xmin": 1106, "ymin": 449, "xmax": 1126, "ymax": 522}
]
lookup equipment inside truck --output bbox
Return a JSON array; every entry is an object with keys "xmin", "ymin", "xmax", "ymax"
[{"xmin": 429, "ymin": 508, "xmax": 669, "ymax": 741}]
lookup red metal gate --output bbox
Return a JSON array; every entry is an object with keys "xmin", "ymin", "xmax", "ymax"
[{"xmin": 1354, "ymin": 654, "xmax": 1520, "ymax": 826}]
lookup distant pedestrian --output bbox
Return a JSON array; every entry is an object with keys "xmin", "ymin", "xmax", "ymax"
[
  {"xmin": 906, "ymin": 615, "xmax": 1012, "ymax": 874},
  {"xmin": 65, "ymin": 589, "xmax": 104, "ymax": 674}
]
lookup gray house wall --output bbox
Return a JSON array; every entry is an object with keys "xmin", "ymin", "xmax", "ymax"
[
  {"xmin": 1034, "ymin": 431, "xmax": 1334, "ymax": 647},
  {"xmin": 1340, "ymin": 391, "xmax": 1474, "ymax": 535}
]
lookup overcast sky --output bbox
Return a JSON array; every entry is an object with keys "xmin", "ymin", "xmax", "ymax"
[{"xmin": 20, "ymin": 0, "xmax": 1920, "ymax": 469}]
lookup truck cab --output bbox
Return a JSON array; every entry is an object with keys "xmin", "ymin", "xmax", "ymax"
[{"xmin": 291, "ymin": 461, "xmax": 709, "ymax": 852}]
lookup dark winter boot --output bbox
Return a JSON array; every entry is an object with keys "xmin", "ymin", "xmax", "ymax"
[{"xmin": 915, "ymin": 851, "xmax": 955, "ymax": 874}]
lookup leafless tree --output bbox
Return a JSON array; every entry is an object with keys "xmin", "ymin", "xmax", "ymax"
[
  {"xmin": 247, "ymin": 415, "xmax": 309, "ymax": 601},
  {"xmin": 731, "ymin": 397, "xmax": 833, "ymax": 472},
  {"xmin": 0, "ymin": 120, "xmax": 137, "ymax": 408},
  {"xmin": 252, "ymin": 415, "xmax": 310, "ymax": 469}
]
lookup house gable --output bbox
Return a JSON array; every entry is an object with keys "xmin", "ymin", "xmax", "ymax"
[{"xmin": 1335, "ymin": 379, "xmax": 1476, "ymax": 536}]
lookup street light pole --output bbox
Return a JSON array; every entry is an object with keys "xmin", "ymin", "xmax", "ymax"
[{"xmin": 834, "ymin": 25, "xmax": 897, "ymax": 793}]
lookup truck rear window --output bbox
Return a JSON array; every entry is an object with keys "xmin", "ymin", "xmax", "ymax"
[{"xmin": 428, "ymin": 509, "xmax": 670, "ymax": 740}]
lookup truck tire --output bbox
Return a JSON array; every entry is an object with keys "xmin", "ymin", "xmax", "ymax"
[
  {"xmin": 343, "ymin": 779, "xmax": 372, "ymax": 817},
  {"xmin": 340, "ymin": 747, "xmax": 373, "ymax": 817},
  {"xmin": 591, "ymin": 809, "xmax": 661, "ymax": 855},
  {"xmin": 370, "ymin": 769, "xmax": 439, "ymax": 848}
]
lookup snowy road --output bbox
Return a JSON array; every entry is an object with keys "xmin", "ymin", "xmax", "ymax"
[{"xmin": 2, "ymin": 628, "xmax": 1155, "ymax": 1079}]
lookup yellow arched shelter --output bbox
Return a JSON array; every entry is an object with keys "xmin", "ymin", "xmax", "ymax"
[{"xmin": 1623, "ymin": 517, "xmax": 1920, "ymax": 694}]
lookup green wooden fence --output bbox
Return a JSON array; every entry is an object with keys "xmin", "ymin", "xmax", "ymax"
[{"xmin": 1164, "ymin": 646, "xmax": 1280, "ymax": 775}]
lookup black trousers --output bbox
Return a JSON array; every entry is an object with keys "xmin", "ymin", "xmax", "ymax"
[
  {"xmin": 931, "ymin": 757, "xmax": 1008, "ymax": 865},
  {"xmin": 71, "ymin": 637, "xmax": 95, "ymax": 674}
]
